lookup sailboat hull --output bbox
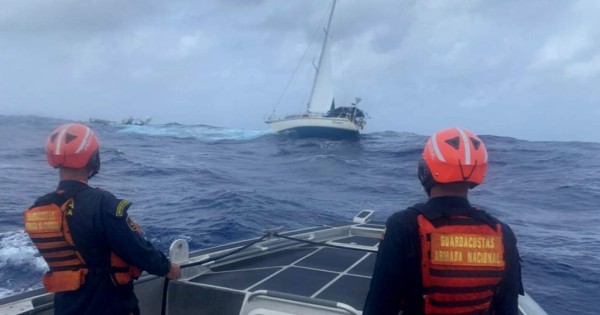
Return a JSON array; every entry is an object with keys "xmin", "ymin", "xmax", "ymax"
[{"xmin": 266, "ymin": 116, "xmax": 360, "ymax": 139}]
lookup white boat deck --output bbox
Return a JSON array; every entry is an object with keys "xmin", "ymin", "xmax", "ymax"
[
  {"xmin": 171, "ymin": 224, "xmax": 382, "ymax": 314},
  {"xmin": 0, "ymin": 214, "xmax": 547, "ymax": 315}
]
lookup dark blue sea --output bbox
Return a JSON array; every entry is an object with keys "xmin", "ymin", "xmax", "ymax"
[{"xmin": 1, "ymin": 115, "xmax": 599, "ymax": 314}]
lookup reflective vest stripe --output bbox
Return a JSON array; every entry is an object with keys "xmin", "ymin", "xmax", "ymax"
[
  {"xmin": 424, "ymin": 284, "xmax": 497, "ymax": 294},
  {"xmin": 34, "ymin": 240, "xmax": 68, "ymax": 248},
  {"xmin": 45, "ymin": 254, "xmax": 80, "ymax": 263},
  {"xmin": 29, "ymin": 236, "xmax": 66, "ymax": 243},
  {"xmin": 48, "ymin": 258, "xmax": 84, "ymax": 268},
  {"xmin": 51, "ymin": 264, "xmax": 86, "ymax": 272},
  {"xmin": 429, "ymin": 296, "xmax": 492, "ymax": 308},
  {"xmin": 428, "ymin": 218, "xmax": 485, "ymax": 227},
  {"xmin": 427, "ymin": 309, "xmax": 489, "ymax": 315},
  {"xmin": 42, "ymin": 250, "xmax": 75, "ymax": 258},
  {"xmin": 38, "ymin": 246, "xmax": 76, "ymax": 253},
  {"xmin": 33, "ymin": 239, "xmax": 68, "ymax": 246},
  {"xmin": 429, "ymin": 269, "xmax": 504, "ymax": 278}
]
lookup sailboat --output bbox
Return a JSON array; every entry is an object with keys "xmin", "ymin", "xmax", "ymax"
[{"xmin": 265, "ymin": 0, "xmax": 368, "ymax": 139}]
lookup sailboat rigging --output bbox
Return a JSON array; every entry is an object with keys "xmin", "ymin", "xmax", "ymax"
[{"xmin": 265, "ymin": 0, "xmax": 368, "ymax": 139}]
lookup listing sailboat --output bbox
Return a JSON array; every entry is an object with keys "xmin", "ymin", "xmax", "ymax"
[{"xmin": 265, "ymin": 0, "xmax": 368, "ymax": 139}]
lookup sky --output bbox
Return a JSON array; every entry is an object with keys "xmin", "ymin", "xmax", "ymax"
[{"xmin": 1, "ymin": 0, "xmax": 599, "ymax": 142}]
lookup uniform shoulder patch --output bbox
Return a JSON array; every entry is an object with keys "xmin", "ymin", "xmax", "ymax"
[
  {"xmin": 126, "ymin": 215, "xmax": 138, "ymax": 232},
  {"xmin": 116, "ymin": 200, "xmax": 131, "ymax": 218}
]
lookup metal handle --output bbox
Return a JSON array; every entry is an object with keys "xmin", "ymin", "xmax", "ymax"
[{"xmin": 247, "ymin": 290, "xmax": 360, "ymax": 315}]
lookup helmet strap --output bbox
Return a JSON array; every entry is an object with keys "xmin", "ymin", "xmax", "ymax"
[
  {"xmin": 423, "ymin": 186, "xmax": 432, "ymax": 197},
  {"xmin": 86, "ymin": 150, "xmax": 101, "ymax": 179},
  {"xmin": 458, "ymin": 159, "xmax": 479, "ymax": 182},
  {"xmin": 88, "ymin": 168, "xmax": 98, "ymax": 179},
  {"xmin": 418, "ymin": 159, "xmax": 435, "ymax": 196}
]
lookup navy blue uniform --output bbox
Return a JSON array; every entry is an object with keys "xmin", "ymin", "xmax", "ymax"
[
  {"xmin": 32, "ymin": 180, "xmax": 171, "ymax": 315},
  {"xmin": 363, "ymin": 197, "xmax": 523, "ymax": 315}
]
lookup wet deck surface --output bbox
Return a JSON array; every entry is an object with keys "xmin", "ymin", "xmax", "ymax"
[{"xmin": 189, "ymin": 224, "xmax": 383, "ymax": 310}]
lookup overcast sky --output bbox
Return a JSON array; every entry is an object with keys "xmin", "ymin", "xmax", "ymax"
[{"xmin": 1, "ymin": 0, "xmax": 599, "ymax": 142}]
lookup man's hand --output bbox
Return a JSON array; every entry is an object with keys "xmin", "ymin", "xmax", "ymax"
[{"xmin": 166, "ymin": 262, "xmax": 181, "ymax": 280}]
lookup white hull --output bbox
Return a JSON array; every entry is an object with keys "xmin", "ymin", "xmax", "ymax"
[{"xmin": 266, "ymin": 116, "xmax": 360, "ymax": 138}]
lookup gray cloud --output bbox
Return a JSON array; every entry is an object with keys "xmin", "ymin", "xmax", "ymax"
[{"xmin": 0, "ymin": 0, "xmax": 598, "ymax": 142}]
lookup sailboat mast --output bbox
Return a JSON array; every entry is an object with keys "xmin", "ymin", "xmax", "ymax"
[{"xmin": 307, "ymin": 0, "xmax": 337, "ymax": 113}]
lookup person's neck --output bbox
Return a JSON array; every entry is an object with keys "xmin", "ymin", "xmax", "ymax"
[
  {"xmin": 59, "ymin": 168, "xmax": 89, "ymax": 184},
  {"xmin": 429, "ymin": 184, "xmax": 468, "ymax": 198}
]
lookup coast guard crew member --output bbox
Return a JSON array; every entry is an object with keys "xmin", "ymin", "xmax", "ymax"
[
  {"xmin": 24, "ymin": 123, "xmax": 180, "ymax": 315},
  {"xmin": 363, "ymin": 127, "xmax": 523, "ymax": 315}
]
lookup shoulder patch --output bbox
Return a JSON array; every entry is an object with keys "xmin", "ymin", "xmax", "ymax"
[
  {"xmin": 116, "ymin": 200, "xmax": 131, "ymax": 218},
  {"xmin": 126, "ymin": 215, "xmax": 138, "ymax": 232}
]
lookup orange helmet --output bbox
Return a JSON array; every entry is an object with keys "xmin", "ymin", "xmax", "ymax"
[
  {"xmin": 418, "ymin": 127, "xmax": 488, "ymax": 193},
  {"xmin": 45, "ymin": 123, "xmax": 101, "ymax": 178}
]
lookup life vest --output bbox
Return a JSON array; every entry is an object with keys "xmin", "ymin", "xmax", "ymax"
[
  {"xmin": 24, "ymin": 191, "xmax": 141, "ymax": 292},
  {"xmin": 416, "ymin": 206, "xmax": 506, "ymax": 314},
  {"xmin": 109, "ymin": 217, "xmax": 143, "ymax": 285},
  {"xmin": 110, "ymin": 253, "xmax": 142, "ymax": 285}
]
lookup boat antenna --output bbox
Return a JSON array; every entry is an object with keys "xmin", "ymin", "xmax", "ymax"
[{"xmin": 270, "ymin": 1, "xmax": 334, "ymax": 116}]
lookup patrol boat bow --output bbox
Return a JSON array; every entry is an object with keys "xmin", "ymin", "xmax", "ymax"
[{"xmin": 0, "ymin": 210, "xmax": 547, "ymax": 315}]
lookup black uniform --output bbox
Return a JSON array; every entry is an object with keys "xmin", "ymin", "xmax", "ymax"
[
  {"xmin": 32, "ymin": 180, "xmax": 171, "ymax": 315},
  {"xmin": 363, "ymin": 197, "xmax": 523, "ymax": 315}
]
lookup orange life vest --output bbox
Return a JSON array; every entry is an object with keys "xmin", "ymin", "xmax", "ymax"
[
  {"xmin": 417, "ymin": 208, "xmax": 506, "ymax": 314},
  {"xmin": 110, "ymin": 253, "xmax": 142, "ymax": 285},
  {"xmin": 109, "ymin": 217, "xmax": 143, "ymax": 286},
  {"xmin": 24, "ymin": 192, "xmax": 141, "ymax": 292}
]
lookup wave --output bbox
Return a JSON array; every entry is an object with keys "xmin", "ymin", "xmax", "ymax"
[
  {"xmin": 0, "ymin": 231, "xmax": 47, "ymax": 272},
  {"xmin": 2, "ymin": 114, "xmax": 600, "ymax": 313},
  {"xmin": 117, "ymin": 124, "xmax": 271, "ymax": 142},
  {"xmin": 0, "ymin": 230, "xmax": 47, "ymax": 298},
  {"xmin": 365, "ymin": 130, "xmax": 423, "ymax": 138}
]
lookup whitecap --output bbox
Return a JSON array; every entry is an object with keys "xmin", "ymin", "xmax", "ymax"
[
  {"xmin": 0, "ymin": 230, "xmax": 48, "ymax": 272},
  {"xmin": 117, "ymin": 125, "xmax": 271, "ymax": 142}
]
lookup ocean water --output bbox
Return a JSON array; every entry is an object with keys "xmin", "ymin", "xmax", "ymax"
[{"xmin": 0, "ymin": 115, "xmax": 599, "ymax": 314}]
